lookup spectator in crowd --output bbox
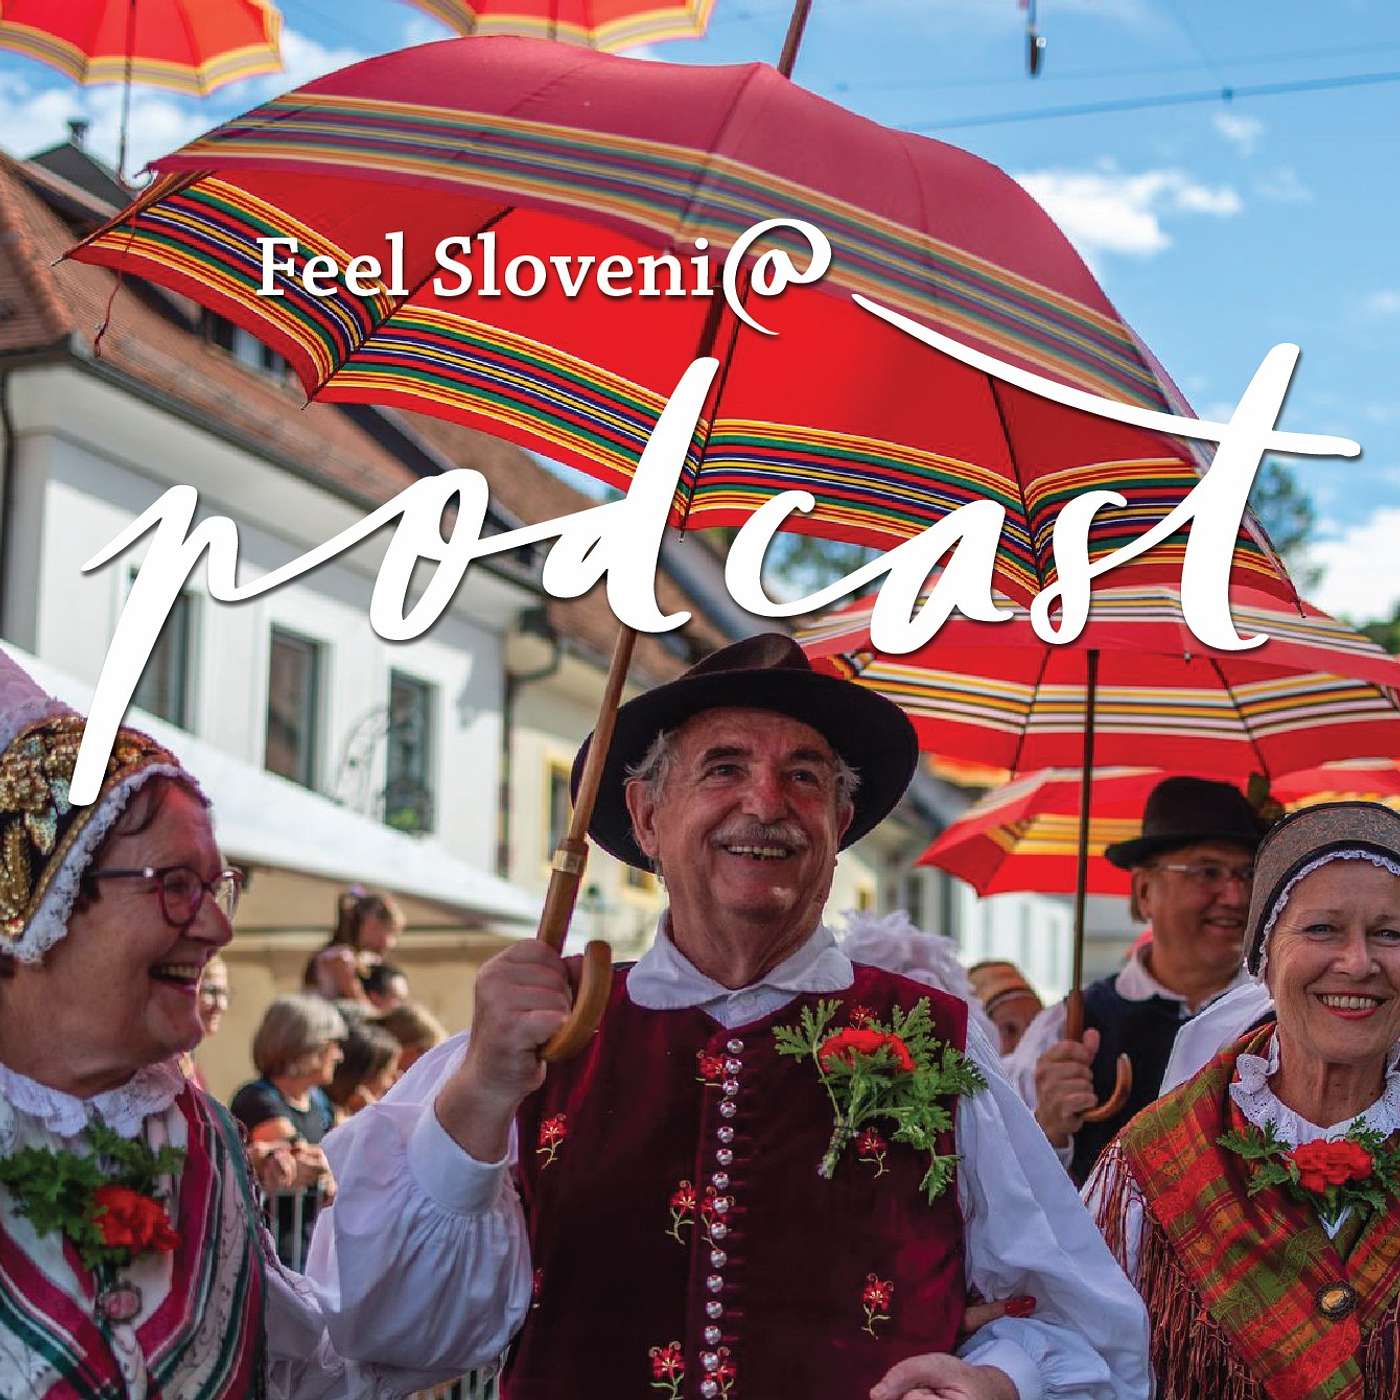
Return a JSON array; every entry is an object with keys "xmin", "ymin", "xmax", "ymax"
[
  {"xmin": 327, "ymin": 1020, "xmax": 401, "ymax": 1117},
  {"xmin": 183, "ymin": 953, "xmax": 230, "ymax": 1091},
  {"xmin": 232, "ymin": 995, "xmax": 343, "ymax": 1186},
  {"xmin": 967, "ymin": 961, "xmax": 1044, "ymax": 1056},
  {"xmin": 376, "ymin": 1000, "xmax": 448, "ymax": 1074},
  {"xmin": 304, "ymin": 888, "xmax": 404, "ymax": 1003},
  {"xmin": 362, "ymin": 960, "xmax": 411, "ymax": 1012}
]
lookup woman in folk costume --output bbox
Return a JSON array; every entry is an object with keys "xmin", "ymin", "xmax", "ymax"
[
  {"xmin": 1086, "ymin": 801, "xmax": 1400, "ymax": 1400},
  {"xmin": 0, "ymin": 650, "xmax": 524, "ymax": 1398}
]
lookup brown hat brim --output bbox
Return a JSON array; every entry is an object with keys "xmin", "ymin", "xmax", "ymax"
[
  {"xmin": 1104, "ymin": 828, "xmax": 1263, "ymax": 870},
  {"xmin": 571, "ymin": 665, "xmax": 917, "ymax": 871}
]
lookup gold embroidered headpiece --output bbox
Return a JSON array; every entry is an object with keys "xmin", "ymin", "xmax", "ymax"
[{"xmin": 0, "ymin": 649, "xmax": 192, "ymax": 963}]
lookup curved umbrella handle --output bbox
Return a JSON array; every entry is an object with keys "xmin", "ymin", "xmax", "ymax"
[
  {"xmin": 1081, "ymin": 1053, "xmax": 1132, "ymax": 1123},
  {"xmin": 542, "ymin": 939, "xmax": 612, "ymax": 1061},
  {"xmin": 1063, "ymin": 987, "xmax": 1133, "ymax": 1125}
]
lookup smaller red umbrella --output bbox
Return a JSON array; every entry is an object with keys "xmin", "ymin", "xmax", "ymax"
[
  {"xmin": 918, "ymin": 766, "xmax": 1165, "ymax": 898},
  {"xmin": 405, "ymin": 0, "xmax": 715, "ymax": 49},
  {"xmin": 1275, "ymin": 760, "xmax": 1400, "ymax": 812},
  {"xmin": 0, "ymin": 0, "xmax": 283, "ymax": 176}
]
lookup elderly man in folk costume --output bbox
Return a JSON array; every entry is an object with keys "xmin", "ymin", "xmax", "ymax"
[
  {"xmin": 1007, "ymin": 776, "xmax": 1266, "ymax": 1183},
  {"xmin": 0, "ymin": 649, "xmax": 536, "ymax": 1397},
  {"xmin": 331, "ymin": 635, "xmax": 1150, "ymax": 1400}
]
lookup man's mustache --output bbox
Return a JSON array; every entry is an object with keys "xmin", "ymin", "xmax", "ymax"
[{"xmin": 709, "ymin": 821, "xmax": 810, "ymax": 851}]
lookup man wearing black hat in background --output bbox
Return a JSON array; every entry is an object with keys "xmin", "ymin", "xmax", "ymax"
[
  {"xmin": 1006, "ymin": 776, "xmax": 1266, "ymax": 1185},
  {"xmin": 325, "ymin": 635, "xmax": 1149, "ymax": 1400}
]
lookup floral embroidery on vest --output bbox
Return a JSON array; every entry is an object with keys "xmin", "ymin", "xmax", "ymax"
[
  {"xmin": 848, "ymin": 1004, "xmax": 873, "ymax": 1027},
  {"xmin": 667, "ymin": 1180, "xmax": 696, "ymax": 1242},
  {"xmin": 536, "ymin": 1113, "xmax": 566, "ymax": 1167},
  {"xmin": 709, "ymin": 1346, "xmax": 736, "ymax": 1395},
  {"xmin": 862, "ymin": 1274, "xmax": 894, "ymax": 1335},
  {"xmin": 649, "ymin": 1339, "xmax": 685, "ymax": 1396},
  {"xmin": 857, "ymin": 1128, "xmax": 889, "ymax": 1178},
  {"xmin": 696, "ymin": 1051, "xmax": 726, "ymax": 1086},
  {"xmin": 531, "ymin": 1266, "xmax": 543, "ymax": 1309}
]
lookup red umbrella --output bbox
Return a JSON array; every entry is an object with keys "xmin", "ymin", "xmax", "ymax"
[
  {"xmin": 405, "ymin": 0, "xmax": 715, "ymax": 49},
  {"xmin": 70, "ymin": 37, "xmax": 1292, "ymax": 608},
  {"xmin": 66, "ymin": 37, "xmax": 1297, "ymax": 1060},
  {"xmin": 0, "ymin": 0, "xmax": 283, "ymax": 177},
  {"xmin": 1276, "ymin": 760, "xmax": 1400, "ymax": 812},
  {"xmin": 802, "ymin": 585, "xmax": 1400, "ymax": 1116},
  {"xmin": 923, "ymin": 762, "xmax": 1400, "ymax": 899},
  {"xmin": 801, "ymin": 583, "xmax": 1400, "ymax": 779},
  {"xmin": 918, "ymin": 766, "xmax": 1164, "ymax": 899}
]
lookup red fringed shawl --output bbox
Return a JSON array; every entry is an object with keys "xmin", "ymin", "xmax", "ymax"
[{"xmin": 1098, "ymin": 1027, "xmax": 1400, "ymax": 1400}]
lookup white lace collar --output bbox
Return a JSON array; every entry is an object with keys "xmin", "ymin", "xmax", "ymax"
[
  {"xmin": 1230, "ymin": 1031, "xmax": 1400, "ymax": 1146},
  {"xmin": 0, "ymin": 1058, "xmax": 186, "ymax": 1150}
]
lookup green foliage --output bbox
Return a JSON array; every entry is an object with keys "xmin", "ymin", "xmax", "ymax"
[
  {"xmin": 1249, "ymin": 459, "xmax": 1318, "ymax": 583},
  {"xmin": 1360, "ymin": 602, "xmax": 1400, "ymax": 656},
  {"xmin": 774, "ymin": 997, "xmax": 986, "ymax": 1205},
  {"xmin": 0, "ymin": 1125, "xmax": 184, "ymax": 1271}
]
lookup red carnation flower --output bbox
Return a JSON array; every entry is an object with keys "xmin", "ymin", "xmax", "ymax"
[
  {"xmin": 818, "ymin": 1028, "xmax": 915, "ymax": 1072},
  {"xmin": 1290, "ymin": 1139, "xmax": 1374, "ymax": 1194},
  {"xmin": 92, "ymin": 1185, "xmax": 179, "ymax": 1255},
  {"xmin": 696, "ymin": 1052, "xmax": 726, "ymax": 1083}
]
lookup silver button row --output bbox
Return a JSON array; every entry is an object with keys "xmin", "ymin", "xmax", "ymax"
[{"xmin": 701, "ymin": 1042, "xmax": 742, "ymax": 1382}]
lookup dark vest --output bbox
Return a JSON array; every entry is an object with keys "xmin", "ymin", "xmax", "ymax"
[
  {"xmin": 508, "ymin": 963, "xmax": 969, "ymax": 1400},
  {"xmin": 1069, "ymin": 975, "xmax": 1186, "ymax": 1185}
]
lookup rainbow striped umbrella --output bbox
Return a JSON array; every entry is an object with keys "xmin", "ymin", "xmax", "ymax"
[
  {"xmin": 802, "ymin": 582, "xmax": 1400, "ymax": 1114},
  {"xmin": 406, "ymin": 0, "xmax": 714, "ymax": 49},
  {"xmin": 800, "ymin": 583, "xmax": 1400, "ymax": 779},
  {"xmin": 920, "ymin": 760, "xmax": 1400, "ymax": 899},
  {"xmin": 69, "ymin": 36, "xmax": 1291, "ymax": 607}
]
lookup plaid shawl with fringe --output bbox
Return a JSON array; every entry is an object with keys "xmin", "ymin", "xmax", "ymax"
[{"xmin": 1103, "ymin": 1026, "xmax": 1400, "ymax": 1400}]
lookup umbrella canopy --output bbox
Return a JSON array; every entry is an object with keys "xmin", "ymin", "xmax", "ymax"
[
  {"xmin": 923, "ymin": 759, "xmax": 1400, "ymax": 898},
  {"xmin": 918, "ymin": 766, "xmax": 1163, "ymax": 898},
  {"xmin": 70, "ymin": 35, "xmax": 1290, "ymax": 606},
  {"xmin": 800, "ymin": 583, "xmax": 1400, "ymax": 779},
  {"xmin": 0, "ymin": 0, "xmax": 283, "ymax": 94},
  {"xmin": 1275, "ymin": 760, "xmax": 1400, "ymax": 811},
  {"xmin": 405, "ymin": 0, "xmax": 714, "ymax": 49}
]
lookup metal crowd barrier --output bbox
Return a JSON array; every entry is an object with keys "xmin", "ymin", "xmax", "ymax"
[{"xmin": 263, "ymin": 1188, "xmax": 502, "ymax": 1400}]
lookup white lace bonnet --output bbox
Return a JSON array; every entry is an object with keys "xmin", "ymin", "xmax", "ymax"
[
  {"xmin": 1245, "ymin": 800, "xmax": 1400, "ymax": 980},
  {"xmin": 0, "ymin": 647, "xmax": 193, "ymax": 963}
]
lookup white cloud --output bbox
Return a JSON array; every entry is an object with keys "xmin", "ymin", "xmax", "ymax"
[
  {"xmin": 402, "ymin": 12, "xmax": 460, "ymax": 44},
  {"xmin": 1013, "ymin": 164, "xmax": 1242, "ymax": 260},
  {"xmin": 1255, "ymin": 165, "xmax": 1312, "ymax": 204},
  {"xmin": 1212, "ymin": 111, "xmax": 1264, "ymax": 156},
  {"xmin": 1309, "ymin": 508, "xmax": 1400, "ymax": 622},
  {"xmin": 266, "ymin": 29, "xmax": 367, "ymax": 92},
  {"xmin": 1364, "ymin": 290, "xmax": 1400, "ymax": 317}
]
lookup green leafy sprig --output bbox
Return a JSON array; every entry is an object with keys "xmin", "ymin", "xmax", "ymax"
[
  {"xmin": 0, "ymin": 1123, "xmax": 184, "ymax": 1271},
  {"xmin": 1219, "ymin": 1120, "xmax": 1400, "ymax": 1231},
  {"xmin": 774, "ymin": 997, "xmax": 985, "ymax": 1204}
]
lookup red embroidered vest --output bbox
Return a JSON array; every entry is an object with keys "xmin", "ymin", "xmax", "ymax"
[{"xmin": 509, "ymin": 963, "xmax": 968, "ymax": 1400}]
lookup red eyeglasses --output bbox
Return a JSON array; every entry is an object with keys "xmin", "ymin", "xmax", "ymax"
[{"xmin": 84, "ymin": 865, "xmax": 243, "ymax": 928}]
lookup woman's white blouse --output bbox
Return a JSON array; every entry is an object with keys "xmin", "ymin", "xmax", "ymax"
[{"xmin": 0, "ymin": 1060, "xmax": 528, "ymax": 1398}]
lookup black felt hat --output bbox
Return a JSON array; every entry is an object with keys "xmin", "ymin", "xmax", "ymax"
[
  {"xmin": 1103, "ymin": 775, "xmax": 1267, "ymax": 870},
  {"xmin": 570, "ymin": 633, "xmax": 918, "ymax": 870}
]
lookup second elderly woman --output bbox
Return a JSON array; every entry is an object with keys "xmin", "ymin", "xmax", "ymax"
[{"xmin": 1087, "ymin": 801, "xmax": 1400, "ymax": 1399}]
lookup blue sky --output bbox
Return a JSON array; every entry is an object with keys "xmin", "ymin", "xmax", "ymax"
[{"xmin": 1, "ymin": 0, "xmax": 1395, "ymax": 618}]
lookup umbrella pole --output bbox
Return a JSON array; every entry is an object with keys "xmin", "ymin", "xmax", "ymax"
[
  {"xmin": 777, "ymin": 0, "xmax": 813, "ymax": 77},
  {"xmin": 537, "ymin": 623, "xmax": 637, "ymax": 1060},
  {"xmin": 1064, "ymin": 647, "xmax": 1132, "ymax": 1120},
  {"xmin": 117, "ymin": 0, "xmax": 137, "ymax": 183}
]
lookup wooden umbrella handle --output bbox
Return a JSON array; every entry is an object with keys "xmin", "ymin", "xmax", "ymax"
[
  {"xmin": 1063, "ymin": 986, "xmax": 1133, "ymax": 1124},
  {"xmin": 535, "ymin": 626, "xmax": 637, "ymax": 1062}
]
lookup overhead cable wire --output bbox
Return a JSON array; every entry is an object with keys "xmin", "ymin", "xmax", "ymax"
[{"xmin": 910, "ymin": 68, "xmax": 1400, "ymax": 131}]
